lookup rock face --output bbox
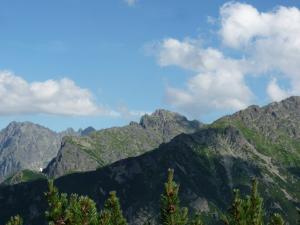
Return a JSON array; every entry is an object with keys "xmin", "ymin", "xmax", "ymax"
[
  {"xmin": 0, "ymin": 127, "xmax": 299, "ymax": 225},
  {"xmin": 0, "ymin": 97, "xmax": 300, "ymax": 225},
  {"xmin": 44, "ymin": 109, "xmax": 203, "ymax": 178},
  {"xmin": 0, "ymin": 122, "xmax": 62, "ymax": 182},
  {"xmin": 0, "ymin": 122, "xmax": 92, "ymax": 182},
  {"xmin": 214, "ymin": 96, "xmax": 300, "ymax": 167}
]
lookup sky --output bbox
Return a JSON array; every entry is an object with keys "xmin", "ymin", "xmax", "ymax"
[{"xmin": 1, "ymin": 0, "xmax": 300, "ymax": 131}]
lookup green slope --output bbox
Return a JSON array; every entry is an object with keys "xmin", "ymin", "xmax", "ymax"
[
  {"xmin": 44, "ymin": 109, "xmax": 203, "ymax": 178},
  {"xmin": 1, "ymin": 97, "xmax": 300, "ymax": 225},
  {"xmin": 2, "ymin": 169, "xmax": 46, "ymax": 185}
]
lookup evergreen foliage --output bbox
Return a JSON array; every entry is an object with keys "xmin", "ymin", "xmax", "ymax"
[
  {"xmin": 222, "ymin": 179, "xmax": 287, "ymax": 225},
  {"xmin": 45, "ymin": 180, "xmax": 69, "ymax": 225},
  {"xmin": 247, "ymin": 179, "xmax": 264, "ymax": 225},
  {"xmin": 65, "ymin": 194, "xmax": 98, "ymax": 225},
  {"xmin": 222, "ymin": 179, "xmax": 264, "ymax": 225},
  {"xmin": 268, "ymin": 213, "xmax": 284, "ymax": 225},
  {"xmin": 44, "ymin": 180, "xmax": 127, "ymax": 225},
  {"xmin": 4, "ymin": 170, "xmax": 289, "ymax": 225},
  {"xmin": 99, "ymin": 191, "xmax": 128, "ymax": 225},
  {"xmin": 188, "ymin": 214, "xmax": 204, "ymax": 225},
  {"xmin": 160, "ymin": 169, "xmax": 188, "ymax": 225},
  {"xmin": 5, "ymin": 215, "xmax": 23, "ymax": 225},
  {"xmin": 297, "ymin": 208, "xmax": 300, "ymax": 225}
]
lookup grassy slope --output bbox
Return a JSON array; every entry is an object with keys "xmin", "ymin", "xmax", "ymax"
[{"xmin": 3, "ymin": 170, "xmax": 46, "ymax": 185}]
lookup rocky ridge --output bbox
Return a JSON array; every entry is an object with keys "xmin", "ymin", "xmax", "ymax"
[
  {"xmin": 0, "ymin": 97, "xmax": 299, "ymax": 224},
  {"xmin": 44, "ymin": 109, "xmax": 203, "ymax": 178}
]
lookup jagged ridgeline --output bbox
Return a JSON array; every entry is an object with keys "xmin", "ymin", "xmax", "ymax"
[
  {"xmin": 0, "ymin": 122, "xmax": 62, "ymax": 183},
  {"xmin": 0, "ymin": 97, "xmax": 299, "ymax": 224},
  {"xmin": 0, "ymin": 122, "xmax": 94, "ymax": 183},
  {"xmin": 44, "ymin": 109, "xmax": 203, "ymax": 178}
]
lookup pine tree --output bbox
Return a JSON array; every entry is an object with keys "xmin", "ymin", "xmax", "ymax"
[
  {"xmin": 222, "ymin": 179, "xmax": 264, "ymax": 225},
  {"xmin": 5, "ymin": 215, "xmax": 23, "ymax": 225},
  {"xmin": 221, "ymin": 189, "xmax": 245, "ymax": 225},
  {"xmin": 297, "ymin": 208, "xmax": 300, "ymax": 225},
  {"xmin": 142, "ymin": 219, "xmax": 152, "ymax": 225},
  {"xmin": 245, "ymin": 179, "xmax": 264, "ymax": 225},
  {"xmin": 65, "ymin": 194, "xmax": 98, "ymax": 225},
  {"xmin": 188, "ymin": 214, "xmax": 204, "ymax": 225},
  {"xmin": 45, "ymin": 180, "xmax": 69, "ymax": 225},
  {"xmin": 268, "ymin": 213, "xmax": 284, "ymax": 225},
  {"xmin": 99, "ymin": 191, "xmax": 127, "ymax": 225},
  {"xmin": 99, "ymin": 210, "xmax": 111, "ymax": 225},
  {"xmin": 160, "ymin": 168, "xmax": 188, "ymax": 225}
]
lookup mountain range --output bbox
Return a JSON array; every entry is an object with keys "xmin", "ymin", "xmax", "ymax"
[
  {"xmin": 0, "ymin": 97, "xmax": 299, "ymax": 225},
  {"xmin": 44, "ymin": 109, "xmax": 203, "ymax": 178},
  {"xmin": 0, "ymin": 123, "xmax": 95, "ymax": 182}
]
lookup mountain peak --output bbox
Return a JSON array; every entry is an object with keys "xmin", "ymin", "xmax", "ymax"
[
  {"xmin": 278, "ymin": 95, "xmax": 300, "ymax": 108},
  {"xmin": 0, "ymin": 121, "xmax": 62, "ymax": 182},
  {"xmin": 6, "ymin": 121, "xmax": 32, "ymax": 128},
  {"xmin": 281, "ymin": 95, "xmax": 300, "ymax": 102},
  {"xmin": 139, "ymin": 109, "xmax": 189, "ymax": 128},
  {"xmin": 139, "ymin": 109, "xmax": 202, "ymax": 139},
  {"xmin": 3, "ymin": 121, "xmax": 53, "ymax": 136},
  {"xmin": 151, "ymin": 109, "xmax": 179, "ymax": 117}
]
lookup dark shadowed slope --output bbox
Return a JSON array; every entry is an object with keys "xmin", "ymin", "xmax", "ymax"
[
  {"xmin": 44, "ymin": 109, "xmax": 203, "ymax": 178},
  {"xmin": 1, "ymin": 97, "xmax": 300, "ymax": 225},
  {"xmin": 0, "ymin": 126, "xmax": 299, "ymax": 224}
]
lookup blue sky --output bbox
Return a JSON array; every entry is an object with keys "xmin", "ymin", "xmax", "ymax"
[{"xmin": 0, "ymin": 0, "xmax": 300, "ymax": 131}]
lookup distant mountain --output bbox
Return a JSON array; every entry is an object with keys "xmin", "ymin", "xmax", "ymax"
[
  {"xmin": 44, "ymin": 109, "xmax": 203, "ymax": 178},
  {"xmin": 78, "ymin": 126, "xmax": 96, "ymax": 136},
  {"xmin": 0, "ymin": 97, "xmax": 299, "ymax": 225},
  {"xmin": 0, "ymin": 122, "xmax": 95, "ymax": 182},
  {"xmin": 0, "ymin": 122, "xmax": 62, "ymax": 182}
]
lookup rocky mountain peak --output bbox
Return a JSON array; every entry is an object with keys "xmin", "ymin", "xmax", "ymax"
[
  {"xmin": 273, "ymin": 95, "xmax": 300, "ymax": 111},
  {"xmin": 4, "ymin": 121, "xmax": 54, "ymax": 134},
  {"xmin": 151, "ymin": 109, "xmax": 179, "ymax": 117},
  {"xmin": 5, "ymin": 121, "xmax": 33, "ymax": 131},
  {"xmin": 45, "ymin": 109, "xmax": 203, "ymax": 178},
  {"xmin": 0, "ymin": 122, "xmax": 62, "ymax": 182},
  {"xmin": 80, "ymin": 127, "xmax": 96, "ymax": 136},
  {"xmin": 139, "ymin": 109, "xmax": 196, "ymax": 129}
]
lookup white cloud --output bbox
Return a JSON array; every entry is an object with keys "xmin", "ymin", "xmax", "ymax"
[
  {"xmin": 220, "ymin": 2, "xmax": 267, "ymax": 48},
  {"xmin": 220, "ymin": 2, "xmax": 300, "ymax": 101},
  {"xmin": 116, "ymin": 104, "xmax": 150, "ymax": 119},
  {"xmin": 155, "ymin": 38, "xmax": 253, "ymax": 116},
  {"xmin": 124, "ymin": 0, "xmax": 138, "ymax": 6},
  {"xmin": 0, "ymin": 71, "xmax": 117, "ymax": 116},
  {"xmin": 150, "ymin": 2, "xmax": 300, "ymax": 115},
  {"xmin": 267, "ymin": 78, "xmax": 289, "ymax": 102}
]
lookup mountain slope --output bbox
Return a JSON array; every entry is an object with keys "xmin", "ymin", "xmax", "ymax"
[
  {"xmin": 0, "ymin": 122, "xmax": 62, "ymax": 182},
  {"xmin": 213, "ymin": 96, "xmax": 300, "ymax": 174},
  {"xmin": 0, "ymin": 98, "xmax": 299, "ymax": 225},
  {"xmin": 2, "ymin": 169, "xmax": 46, "ymax": 185},
  {"xmin": 0, "ymin": 126, "xmax": 299, "ymax": 224},
  {"xmin": 44, "ymin": 109, "xmax": 203, "ymax": 178},
  {"xmin": 0, "ymin": 122, "xmax": 92, "ymax": 182}
]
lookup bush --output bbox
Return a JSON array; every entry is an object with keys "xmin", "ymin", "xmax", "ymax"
[{"xmin": 5, "ymin": 170, "xmax": 287, "ymax": 225}]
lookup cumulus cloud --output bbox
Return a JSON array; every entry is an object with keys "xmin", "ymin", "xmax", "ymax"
[
  {"xmin": 220, "ymin": 2, "xmax": 300, "ymax": 101},
  {"xmin": 0, "ymin": 71, "xmax": 117, "ymax": 116},
  {"xmin": 116, "ymin": 105, "xmax": 150, "ymax": 119},
  {"xmin": 150, "ymin": 2, "xmax": 300, "ymax": 116},
  {"xmin": 155, "ymin": 38, "xmax": 253, "ymax": 116},
  {"xmin": 267, "ymin": 78, "xmax": 290, "ymax": 102},
  {"xmin": 124, "ymin": 0, "xmax": 138, "ymax": 6}
]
